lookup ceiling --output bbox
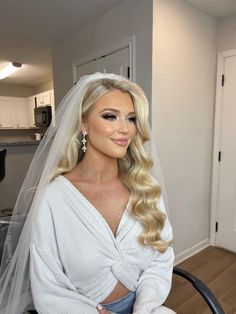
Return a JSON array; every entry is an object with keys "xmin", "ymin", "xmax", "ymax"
[
  {"xmin": 1, "ymin": 0, "xmax": 236, "ymax": 87},
  {"xmin": 0, "ymin": 0, "xmax": 125, "ymax": 87},
  {"xmin": 184, "ymin": 0, "xmax": 236, "ymax": 17}
]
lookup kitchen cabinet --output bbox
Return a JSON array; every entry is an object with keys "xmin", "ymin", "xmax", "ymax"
[
  {"xmin": 26, "ymin": 96, "xmax": 36, "ymax": 128},
  {"xmin": 0, "ymin": 90, "xmax": 54, "ymax": 130},
  {"xmin": 0, "ymin": 97, "xmax": 28, "ymax": 129},
  {"xmin": 0, "ymin": 97, "xmax": 15, "ymax": 128},
  {"xmin": 35, "ymin": 90, "xmax": 52, "ymax": 107},
  {"xmin": 11, "ymin": 98, "xmax": 28, "ymax": 128}
]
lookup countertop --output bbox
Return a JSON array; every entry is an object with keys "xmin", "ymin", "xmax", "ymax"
[{"xmin": 0, "ymin": 140, "xmax": 40, "ymax": 147}]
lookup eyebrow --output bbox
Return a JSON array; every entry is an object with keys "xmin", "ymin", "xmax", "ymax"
[{"xmin": 99, "ymin": 108, "xmax": 136, "ymax": 115}]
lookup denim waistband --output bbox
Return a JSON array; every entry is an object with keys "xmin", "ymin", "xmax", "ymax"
[{"xmin": 101, "ymin": 291, "xmax": 136, "ymax": 314}]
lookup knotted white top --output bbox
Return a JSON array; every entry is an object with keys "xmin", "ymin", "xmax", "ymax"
[{"xmin": 30, "ymin": 175, "xmax": 174, "ymax": 314}]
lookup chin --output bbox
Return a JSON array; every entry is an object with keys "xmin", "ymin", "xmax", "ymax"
[
  {"xmin": 114, "ymin": 151, "xmax": 128, "ymax": 159},
  {"xmin": 107, "ymin": 149, "xmax": 128, "ymax": 159}
]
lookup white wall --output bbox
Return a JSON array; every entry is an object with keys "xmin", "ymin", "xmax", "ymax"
[
  {"xmin": 217, "ymin": 14, "xmax": 236, "ymax": 52},
  {"xmin": 152, "ymin": 0, "xmax": 217, "ymax": 257},
  {"xmin": 0, "ymin": 81, "xmax": 53, "ymax": 97},
  {"xmin": 34, "ymin": 80, "xmax": 54, "ymax": 94},
  {"xmin": 52, "ymin": 0, "xmax": 153, "ymax": 106},
  {"xmin": 52, "ymin": 0, "xmax": 219, "ymax": 259},
  {"xmin": 0, "ymin": 83, "xmax": 34, "ymax": 97}
]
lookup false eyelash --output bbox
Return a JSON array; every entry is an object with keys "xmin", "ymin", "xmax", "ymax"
[
  {"xmin": 101, "ymin": 113, "xmax": 117, "ymax": 120},
  {"xmin": 128, "ymin": 116, "xmax": 136, "ymax": 123},
  {"xmin": 101, "ymin": 113, "xmax": 136, "ymax": 123}
]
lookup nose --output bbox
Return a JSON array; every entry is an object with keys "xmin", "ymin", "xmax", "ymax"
[{"xmin": 118, "ymin": 117, "xmax": 129, "ymax": 134}]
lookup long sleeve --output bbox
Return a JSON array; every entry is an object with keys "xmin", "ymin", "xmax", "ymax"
[
  {"xmin": 29, "ymin": 194, "xmax": 99, "ymax": 314},
  {"xmin": 133, "ymin": 196, "xmax": 175, "ymax": 314},
  {"xmin": 30, "ymin": 244, "xmax": 99, "ymax": 314}
]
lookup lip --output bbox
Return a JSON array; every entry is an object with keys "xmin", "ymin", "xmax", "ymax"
[{"xmin": 111, "ymin": 138, "xmax": 129, "ymax": 146}]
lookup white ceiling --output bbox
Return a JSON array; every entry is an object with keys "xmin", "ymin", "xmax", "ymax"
[
  {"xmin": 0, "ymin": 0, "xmax": 125, "ymax": 87},
  {"xmin": 1, "ymin": 0, "xmax": 236, "ymax": 87},
  {"xmin": 184, "ymin": 0, "xmax": 236, "ymax": 17}
]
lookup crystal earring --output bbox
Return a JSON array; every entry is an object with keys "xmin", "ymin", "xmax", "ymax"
[{"xmin": 82, "ymin": 129, "xmax": 87, "ymax": 152}]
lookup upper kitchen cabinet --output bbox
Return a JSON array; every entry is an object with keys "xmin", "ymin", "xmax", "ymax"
[
  {"xmin": 0, "ymin": 97, "xmax": 28, "ymax": 128},
  {"xmin": 0, "ymin": 97, "xmax": 15, "ymax": 128},
  {"xmin": 11, "ymin": 98, "xmax": 28, "ymax": 128},
  {"xmin": 26, "ymin": 96, "xmax": 36, "ymax": 128},
  {"xmin": 0, "ymin": 90, "xmax": 55, "ymax": 130},
  {"xmin": 35, "ymin": 90, "xmax": 53, "ymax": 107}
]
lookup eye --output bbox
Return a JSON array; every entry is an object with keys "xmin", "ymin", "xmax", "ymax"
[
  {"xmin": 127, "ymin": 116, "xmax": 136, "ymax": 124},
  {"xmin": 101, "ymin": 113, "xmax": 117, "ymax": 121}
]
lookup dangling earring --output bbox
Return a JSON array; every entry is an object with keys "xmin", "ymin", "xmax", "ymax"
[{"xmin": 82, "ymin": 129, "xmax": 87, "ymax": 152}]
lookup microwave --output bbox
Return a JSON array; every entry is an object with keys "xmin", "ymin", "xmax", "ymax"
[{"xmin": 34, "ymin": 106, "xmax": 52, "ymax": 127}]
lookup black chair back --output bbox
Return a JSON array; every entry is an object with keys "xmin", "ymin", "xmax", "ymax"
[{"xmin": 0, "ymin": 149, "xmax": 7, "ymax": 182}]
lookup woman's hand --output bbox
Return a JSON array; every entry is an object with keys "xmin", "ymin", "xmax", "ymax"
[{"xmin": 96, "ymin": 304, "xmax": 110, "ymax": 314}]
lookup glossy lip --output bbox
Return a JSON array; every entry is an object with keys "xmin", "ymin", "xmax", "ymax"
[{"xmin": 111, "ymin": 138, "xmax": 129, "ymax": 146}]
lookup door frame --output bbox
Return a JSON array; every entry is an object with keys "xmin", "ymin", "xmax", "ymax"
[
  {"xmin": 72, "ymin": 36, "xmax": 136, "ymax": 84},
  {"xmin": 210, "ymin": 49, "xmax": 236, "ymax": 245}
]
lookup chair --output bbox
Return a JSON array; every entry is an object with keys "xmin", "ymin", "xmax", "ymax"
[
  {"xmin": 0, "ymin": 149, "xmax": 7, "ymax": 182},
  {"xmin": 173, "ymin": 266, "xmax": 224, "ymax": 314}
]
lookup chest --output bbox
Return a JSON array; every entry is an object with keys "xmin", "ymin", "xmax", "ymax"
[{"xmin": 75, "ymin": 184, "xmax": 130, "ymax": 236}]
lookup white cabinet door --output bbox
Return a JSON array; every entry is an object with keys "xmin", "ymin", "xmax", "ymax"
[
  {"xmin": 36, "ymin": 91, "xmax": 51, "ymax": 107},
  {"xmin": 0, "ymin": 97, "xmax": 15, "ymax": 128},
  {"xmin": 11, "ymin": 98, "xmax": 28, "ymax": 128},
  {"xmin": 26, "ymin": 96, "xmax": 36, "ymax": 128}
]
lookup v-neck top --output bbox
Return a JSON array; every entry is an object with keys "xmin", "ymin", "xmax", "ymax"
[
  {"xmin": 30, "ymin": 175, "xmax": 174, "ymax": 314},
  {"xmin": 63, "ymin": 175, "xmax": 130, "ymax": 240}
]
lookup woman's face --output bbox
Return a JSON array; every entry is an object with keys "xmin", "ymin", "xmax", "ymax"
[{"xmin": 83, "ymin": 89, "xmax": 137, "ymax": 159}]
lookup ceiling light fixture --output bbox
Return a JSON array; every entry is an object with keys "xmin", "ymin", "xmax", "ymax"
[{"xmin": 0, "ymin": 62, "xmax": 22, "ymax": 80}]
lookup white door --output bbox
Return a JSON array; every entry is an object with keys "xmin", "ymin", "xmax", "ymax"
[
  {"xmin": 100, "ymin": 48, "xmax": 130, "ymax": 76},
  {"xmin": 76, "ymin": 59, "xmax": 100, "ymax": 80},
  {"xmin": 216, "ymin": 54, "xmax": 236, "ymax": 252},
  {"xmin": 75, "ymin": 47, "xmax": 130, "ymax": 82}
]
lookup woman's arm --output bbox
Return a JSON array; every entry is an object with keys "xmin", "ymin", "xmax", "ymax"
[
  {"xmin": 30, "ymin": 193, "xmax": 99, "ymax": 314},
  {"xmin": 30, "ymin": 244, "xmax": 99, "ymax": 313},
  {"xmin": 133, "ymin": 196, "xmax": 175, "ymax": 314}
]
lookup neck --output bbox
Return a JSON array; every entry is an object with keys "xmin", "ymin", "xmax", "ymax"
[{"xmin": 76, "ymin": 153, "xmax": 119, "ymax": 184}]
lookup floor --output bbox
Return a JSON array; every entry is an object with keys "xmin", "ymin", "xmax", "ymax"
[{"xmin": 165, "ymin": 246, "xmax": 236, "ymax": 314}]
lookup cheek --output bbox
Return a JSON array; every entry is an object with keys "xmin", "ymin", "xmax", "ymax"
[
  {"xmin": 88, "ymin": 123, "xmax": 115, "ymax": 137},
  {"xmin": 130, "ymin": 125, "xmax": 137, "ymax": 139}
]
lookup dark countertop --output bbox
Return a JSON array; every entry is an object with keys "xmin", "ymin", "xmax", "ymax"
[
  {"xmin": 0, "ymin": 140, "xmax": 40, "ymax": 147},
  {"xmin": 0, "ymin": 209, "xmax": 13, "ymax": 219}
]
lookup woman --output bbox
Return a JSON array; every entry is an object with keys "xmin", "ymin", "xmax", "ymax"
[{"xmin": 0, "ymin": 73, "xmax": 175, "ymax": 314}]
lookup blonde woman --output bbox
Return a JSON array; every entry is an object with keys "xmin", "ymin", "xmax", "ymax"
[{"xmin": 0, "ymin": 73, "xmax": 175, "ymax": 314}]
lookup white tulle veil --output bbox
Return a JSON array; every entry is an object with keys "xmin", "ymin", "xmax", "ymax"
[{"xmin": 0, "ymin": 73, "xmax": 169, "ymax": 313}]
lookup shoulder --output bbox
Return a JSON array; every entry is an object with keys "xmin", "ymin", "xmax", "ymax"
[
  {"xmin": 30, "ymin": 177, "xmax": 67, "ymax": 246},
  {"xmin": 31, "ymin": 176, "xmax": 66, "ymax": 219},
  {"xmin": 36, "ymin": 175, "xmax": 69, "ymax": 206}
]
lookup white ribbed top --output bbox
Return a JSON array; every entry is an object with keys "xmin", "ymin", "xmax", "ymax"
[{"xmin": 30, "ymin": 175, "xmax": 174, "ymax": 314}]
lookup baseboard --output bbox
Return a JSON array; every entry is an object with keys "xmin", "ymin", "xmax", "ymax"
[{"xmin": 174, "ymin": 239, "xmax": 210, "ymax": 265}]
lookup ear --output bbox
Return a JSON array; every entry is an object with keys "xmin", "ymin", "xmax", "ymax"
[{"xmin": 80, "ymin": 123, "xmax": 87, "ymax": 133}]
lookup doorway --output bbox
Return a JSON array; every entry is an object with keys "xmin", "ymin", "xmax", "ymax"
[
  {"xmin": 73, "ymin": 37, "xmax": 135, "ymax": 84},
  {"xmin": 211, "ymin": 49, "xmax": 236, "ymax": 253}
]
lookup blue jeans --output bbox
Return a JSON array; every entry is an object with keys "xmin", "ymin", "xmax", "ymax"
[{"xmin": 101, "ymin": 291, "xmax": 136, "ymax": 314}]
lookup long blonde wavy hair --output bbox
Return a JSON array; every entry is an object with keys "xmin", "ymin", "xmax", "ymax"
[{"xmin": 53, "ymin": 76, "xmax": 170, "ymax": 253}]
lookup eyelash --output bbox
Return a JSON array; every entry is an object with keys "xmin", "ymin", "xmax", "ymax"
[{"xmin": 101, "ymin": 113, "xmax": 136, "ymax": 124}]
